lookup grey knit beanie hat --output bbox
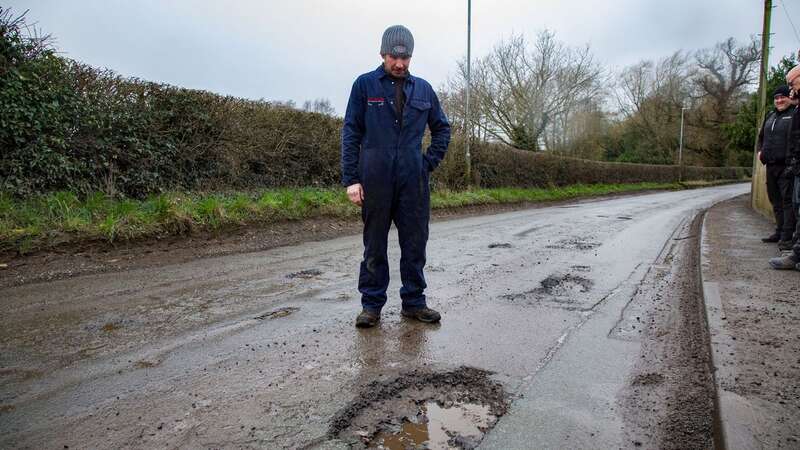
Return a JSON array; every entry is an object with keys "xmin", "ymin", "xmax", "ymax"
[{"xmin": 381, "ymin": 25, "xmax": 414, "ymax": 57}]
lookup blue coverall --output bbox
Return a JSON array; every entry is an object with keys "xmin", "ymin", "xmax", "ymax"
[{"xmin": 341, "ymin": 65, "xmax": 451, "ymax": 313}]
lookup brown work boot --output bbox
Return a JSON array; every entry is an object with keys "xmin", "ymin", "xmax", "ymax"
[
  {"xmin": 355, "ymin": 309, "xmax": 380, "ymax": 328},
  {"xmin": 769, "ymin": 254, "xmax": 799, "ymax": 270},
  {"xmin": 401, "ymin": 307, "xmax": 441, "ymax": 323}
]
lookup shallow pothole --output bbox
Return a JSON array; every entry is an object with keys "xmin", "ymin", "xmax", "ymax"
[
  {"xmin": 287, "ymin": 269, "xmax": 323, "ymax": 279},
  {"xmin": 501, "ymin": 273, "xmax": 594, "ymax": 308},
  {"xmin": 329, "ymin": 367, "xmax": 508, "ymax": 449},
  {"xmin": 546, "ymin": 238, "xmax": 600, "ymax": 251},
  {"xmin": 538, "ymin": 274, "xmax": 593, "ymax": 296},
  {"xmin": 254, "ymin": 307, "xmax": 299, "ymax": 320}
]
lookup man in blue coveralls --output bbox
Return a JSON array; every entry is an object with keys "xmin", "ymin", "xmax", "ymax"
[{"xmin": 341, "ymin": 25, "xmax": 451, "ymax": 328}]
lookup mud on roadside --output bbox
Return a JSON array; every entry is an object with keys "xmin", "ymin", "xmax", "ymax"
[{"xmin": 616, "ymin": 213, "xmax": 717, "ymax": 449}]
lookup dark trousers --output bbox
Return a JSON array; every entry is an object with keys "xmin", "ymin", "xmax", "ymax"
[
  {"xmin": 794, "ymin": 177, "xmax": 800, "ymax": 257},
  {"xmin": 359, "ymin": 159, "xmax": 430, "ymax": 313},
  {"xmin": 766, "ymin": 164, "xmax": 797, "ymax": 241}
]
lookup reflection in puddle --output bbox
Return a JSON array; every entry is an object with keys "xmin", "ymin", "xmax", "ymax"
[{"xmin": 370, "ymin": 401, "xmax": 494, "ymax": 449}]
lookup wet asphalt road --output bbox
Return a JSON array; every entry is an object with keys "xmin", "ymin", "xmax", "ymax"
[{"xmin": 0, "ymin": 183, "xmax": 749, "ymax": 449}]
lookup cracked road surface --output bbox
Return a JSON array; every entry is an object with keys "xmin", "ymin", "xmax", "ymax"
[{"xmin": 0, "ymin": 184, "xmax": 749, "ymax": 449}]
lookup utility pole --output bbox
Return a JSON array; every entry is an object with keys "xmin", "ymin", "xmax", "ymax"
[
  {"xmin": 679, "ymin": 106, "xmax": 687, "ymax": 182},
  {"xmin": 464, "ymin": 0, "xmax": 472, "ymax": 183},
  {"xmin": 756, "ymin": 0, "xmax": 772, "ymax": 129},
  {"xmin": 751, "ymin": 0, "xmax": 772, "ymax": 214}
]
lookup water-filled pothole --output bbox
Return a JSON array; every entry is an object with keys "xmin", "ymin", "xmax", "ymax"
[
  {"xmin": 329, "ymin": 367, "xmax": 507, "ymax": 449},
  {"xmin": 370, "ymin": 400, "xmax": 494, "ymax": 449}
]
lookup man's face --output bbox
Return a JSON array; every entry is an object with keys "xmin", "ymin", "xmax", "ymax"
[
  {"xmin": 775, "ymin": 94, "xmax": 791, "ymax": 111},
  {"xmin": 790, "ymin": 76, "xmax": 800, "ymax": 99},
  {"xmin": 382, "ymin": 53, "xmax": 411, "ymax": 77}
]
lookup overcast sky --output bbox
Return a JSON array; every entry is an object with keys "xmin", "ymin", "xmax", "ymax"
[{"xmin": 9, "ymin": 0, "xmax": 800, "ymax": 115}]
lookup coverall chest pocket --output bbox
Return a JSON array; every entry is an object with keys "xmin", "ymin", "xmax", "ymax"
[{"xmin": 407, "ymin": 99, "xmax": 431, "ymax": 130}]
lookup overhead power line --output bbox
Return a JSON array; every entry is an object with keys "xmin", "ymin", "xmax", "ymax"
[{"xmin": 779, "ymin": 0, "xmax": 800, "ymax": 45}]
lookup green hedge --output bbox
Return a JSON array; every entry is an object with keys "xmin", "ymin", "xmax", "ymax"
[
  {"xmin": 434, "ymin": 142, "xmax": 750, "ymax": 189},
  {"xmin": 1, "ymin": 27, "xmax": 748, "ymax": 198}
]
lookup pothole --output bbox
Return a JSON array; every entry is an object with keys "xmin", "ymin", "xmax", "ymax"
[
  {"xmin": 254, "ymin": 307, "xmax": 299, "ymax": 320},
  {"xmin": 501, "ymin": 274, "xmax": 594, "ymax": 309},
  {"xmin": 328, "ymin": 367, "xmax": 508, "ymax": 449},
  {"xmin": 487, "ymin": 243, "xmax": 512, "ymax": 249},
  {"xmin": 546, "ymin": 238, "xmax": 600, "ymax": 251},
  {"xmin": 287, "ymin": 269, "xmax": 323, "ymax": 279},
  {"xmin": 538, "ymin": 274, "xmax": 593, "ymax": 296},
  {"xmin": 371, "ymin": 401, "xmax": 493, "ymax": 449}
]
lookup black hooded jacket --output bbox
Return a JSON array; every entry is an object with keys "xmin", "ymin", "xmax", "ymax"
[{"xmin": 758, "ymin": 105, "xmax": 796, "ymax": 165}]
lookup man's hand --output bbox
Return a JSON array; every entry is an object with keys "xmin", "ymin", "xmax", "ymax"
[{"xmin": 346, "ymin": 183, "xmax": 364, "ymax": 206}]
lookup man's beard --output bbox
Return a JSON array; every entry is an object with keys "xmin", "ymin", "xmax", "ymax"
[{"xmin": 384, "ymin": 64, "xmax": 408, "ymax": 78}]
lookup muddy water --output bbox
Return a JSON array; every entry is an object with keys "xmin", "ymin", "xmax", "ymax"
[
  {"xmin": 0, "ymin": 184, "xmax": 749, "ymax": 449},
  {"xmin": 370, "ymin": 401, "xmax": 493, "ymax": 449}
]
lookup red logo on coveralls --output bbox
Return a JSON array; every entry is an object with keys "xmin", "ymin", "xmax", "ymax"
[{"xmin": 367, "ymin": 97, "xmax": 385, "ymax": 106}]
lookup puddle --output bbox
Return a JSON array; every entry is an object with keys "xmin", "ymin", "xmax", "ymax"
[
  {"xmin": 102, "ymin": 322, "xmax": 122, "ymax": 332},
  {"xmin": 84, "ymin": 317, "xmax": 136, "ymax": 333},
  {"xmin": 329, "ymin": 367, "xmax": 507, "ymax": 449},
  {"xmin": 287, "ymin": 269, "xmax": 323, "ymax": 279},
  {"xmin": 319, "ymin": 293, "xmax": 351, "ymax": 302},
  {"xmin": 370, "ymin": 401, "xmax": 494, "ymax": 449},
  {"xmin": 254, "ymin": 307, "xmax": 300, "ymax": 320}
]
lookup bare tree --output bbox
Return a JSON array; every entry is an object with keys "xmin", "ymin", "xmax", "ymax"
[
  {"xmin": 693, "ymin": 37, "xmax": 759, "ymax": 121},
  {"xmin": 302, "ymin": 97, "xmax": 335, "ymax": 116},
  {"xmin": 615, "ymin": 51, "xmax": 692, "ymax": 118},
  {"xmin": 604, "ymin": 51, "xmax": 697, "ymax": 163},
  {"xmin": 691, "ymin": 37, "xmax": 760, "ymax": 164},
  {"xmin": 464, "ymin": 31, "xmax": 603, "ymax": 151},
  {"xmin": 440, "ymin": 58, "xmax": 488, "ymax": 141}
]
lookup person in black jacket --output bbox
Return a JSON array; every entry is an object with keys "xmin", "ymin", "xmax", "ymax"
[
  {"xmin": 758, "ymin": 85, "xmax": 797, "ymax": 249},
  {"xmin": 770, "ymin": 66, "xmax": 800, "ymax": 271}
]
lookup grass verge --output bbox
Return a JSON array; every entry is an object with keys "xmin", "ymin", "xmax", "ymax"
[{"xmin": 0, "ymin": 180, "xmax": 744, "ymax": 255}]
